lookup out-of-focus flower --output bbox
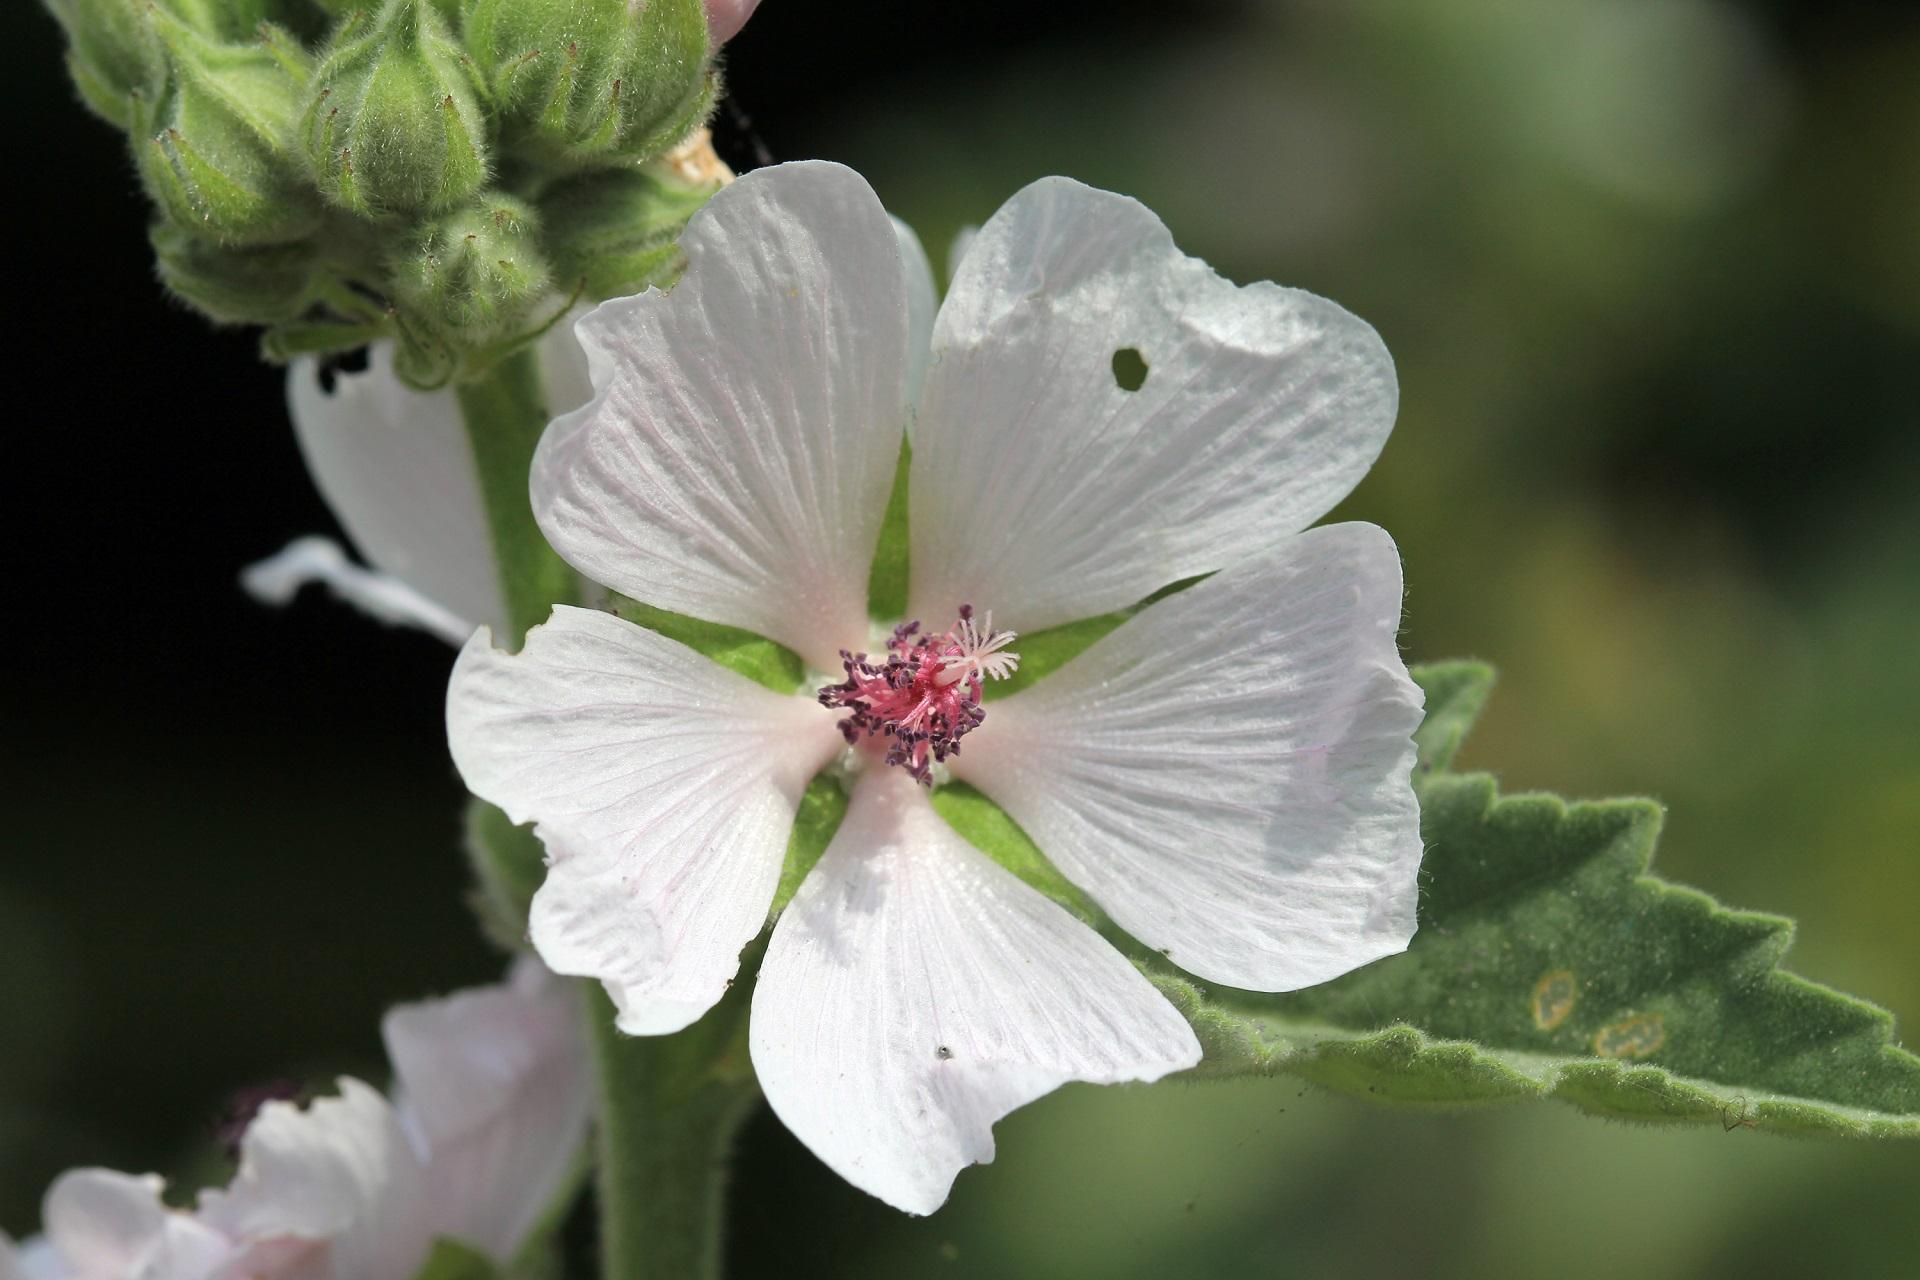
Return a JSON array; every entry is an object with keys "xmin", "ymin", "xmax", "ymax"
[
  {"xmin": 446, "ymin": 161, "xmax": 1424, "ymax": 1212},
  {"xmin": 0, "ymin": 959, "xmax": 589, "ymax": 1279},
  {"xmin": 243, "ymin": 325, "xmax": 594, "ymax": 642},
  {"xmin": 704, "ymin": 0, "xmax": 762, "ymax": 44}
]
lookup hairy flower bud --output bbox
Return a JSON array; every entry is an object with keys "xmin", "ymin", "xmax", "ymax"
[
  {"xmin": 133, "ymin": 14, "xmax": 320, "ymax": 246},
  {"xmin": 389, "ymin": 192, "xmax": 552, "ymax": 344},
  {"xmin": 539, "ymin": 158, "xmax": 718, "ymax": 299},
  {"xmin": 43, "ymin": 0, "xmax": 161, "ymax": 128},
  {"xmin": 462, "ymin": 0, "xmax": 712, "ymax": 170},
  {"xmin": 151, "ymin": 221, "xmax": 319, "ymax": 324},
  {"xmin": 302, "ymin": 0, "xmax": 490, "ymax": 218}
]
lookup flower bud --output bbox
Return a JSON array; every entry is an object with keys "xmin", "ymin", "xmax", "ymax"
[
  {"xmin": 463, "ymin": 0, "xmax": 712, "ymax": 170},
  {"xmin": 389, "ymin": 192, "xmax": 552, "ymax": 343},
  {"xmin": 151, "ymin": 221, "xmax": 319, "ymax": 324},
  {"xmin": 44, "ymin": 0, "xmax": 161, "ymax": 128},
  {"xmin": 134, "ymin": 14, "xmax": 321, "ymax": 246},
  {"xmin": 539, "ymin": 157, "xmax": 718, "ymax": 299},
  {"xmin": 302, "ymin": 0, "xmax": 491, "ymax": 218}
]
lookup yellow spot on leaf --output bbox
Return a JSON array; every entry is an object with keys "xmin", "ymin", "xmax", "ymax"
[
  {"xmin": 1592, "ymin": 1012, "xmax": 1666, "ymax": 1059},
  {"xmin": 1531, "ymin": 969, "xmax": 1578, "ymax": 1030}
]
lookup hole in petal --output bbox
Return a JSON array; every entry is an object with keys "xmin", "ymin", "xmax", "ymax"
[{"xmin": 1111, "ymin": 346, "xmax": 1149, "ymax": 392}]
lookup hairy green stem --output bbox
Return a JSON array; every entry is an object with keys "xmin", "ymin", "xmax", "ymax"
[
  {"xmin": 584, "ymin": 982, "xmax": 761, "ymax": 1280},
  {"xmin": 455, "ymin": 347, "xmax": 577, "ymax": 645}
]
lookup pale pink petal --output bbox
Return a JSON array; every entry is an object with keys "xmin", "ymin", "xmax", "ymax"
[
  {"xmin": 383, "ymin": 959, "xmax": 590, "ymax": 1263},
  {"xmin": 705, "ymin": 0, "xmax": 762, "ymax": 44},
  {"xmin": 198, "ymin": 1080, "xmax": 431, "ymax": 1280},
  {"xmin": 751, "ymin": 767, "xmax": 1200, "ymax": 1215},
  {"xmin": 447, "ymin": 607, "xmax": 843, "ymax": 1033},
  {"xmin": 532, "ymin": 162, "xmax": 909, "ymax": 672},
  {"xmin": 951, "ymin": 523, "xmax": 1424, "ymax": 991},
  {"xmin": 908, "ymin": 178, "xmax": 1397, "ymax": 633}
]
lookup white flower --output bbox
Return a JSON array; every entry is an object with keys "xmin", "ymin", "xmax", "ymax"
[
  {"xmin": 0, "ymin": 959, "xmax": 589, "ymax": 1280},
  {"xmin": 243, "ymin": 326, "xmax": 596, "ymax": 643},
  {"xmin": 445, "ymin": 160, "xmax": 1424, "ymax": 1213}
]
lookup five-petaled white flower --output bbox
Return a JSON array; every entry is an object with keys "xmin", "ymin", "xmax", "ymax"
[
  {"xmin": 445, "ymin": 160, "xmax": 1425, "ymax": 1214},
  {"xmin": 0, "ymin": 959, "xmax": 588, "ymax": 1280}
]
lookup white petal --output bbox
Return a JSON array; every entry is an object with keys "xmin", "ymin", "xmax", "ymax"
[
  {"xmin": 945, "ymin": 226, "xmax": 978, "ymax": 290},
  {"xmin": 383, "ymin": 958, "xmax": 590, "ymax": 1263},
  {"xmin": 531, "ymin": 161, "xmax": 910, "ymax": 672},
  {"xmin": 40, "ymin": 1171, "xmax": 165, "ymax": 1274},
  {"xmin": 908, "ymin": 177, "xmax": 1398, "ymax": 633},
  {"xmin": 751, "ymin": 767, "xmax": 1200, "ymax": 1215},
  {"xmin": 0, "ymin": 1236, "xmax": 24, "ymax": 1280},
  {"xmin": 241, "ymin": 536, "xmax": 473, "ymax": 646},
  {"xmin": 287, "ymin": 345, "xmax": 507, "ymax": 636},
  {"xmin": 446, "ymin": 606, "xmax": 843, "ymax": 1033},
  {"xmin": 894, "ymin": 217, "xmax": 937, "ymax": 408},
  {"xmin": 197, "ymin": 1080, "xmax": 431, "ymax": 1280},
  {"xmin": 952, "ymin": 523, "xmax": 1424, "ymax": 991}
]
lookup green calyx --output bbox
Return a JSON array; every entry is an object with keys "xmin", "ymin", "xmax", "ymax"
[
  {"xmin": 302, "ymin": 0, "xmax": 489, "ymax": 217},
  {"xmin": 540, "ymin": 161, "xmax": 719, "ymax": 299},
  {"xmin": 463, "ymin": 0, "xmax": 712, "ymax": 171},
  {"xmin": 151, "ymin": 220, "xmax": 320, "ymax": 323},
  {"xmin": 133, "ymin": 12, "xmax": 320, "ymax": 245},
  {"xmin": 388, "ymin": 191, "xmax": 553, "ymax": 376}
]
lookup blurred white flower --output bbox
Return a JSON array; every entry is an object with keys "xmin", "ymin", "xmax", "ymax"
[
  {"xmin": 446, "ymin": 160, "xmax": 1425, "ymax": 1213},
  {"xmin": 0, "ymin": 959, "xmax": 588, "ymax": 1280}
]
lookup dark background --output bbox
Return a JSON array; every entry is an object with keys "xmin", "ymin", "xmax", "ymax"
[{"xmin": 7, "ymin": 1, "xmax": 1920, "ymax": 1276}]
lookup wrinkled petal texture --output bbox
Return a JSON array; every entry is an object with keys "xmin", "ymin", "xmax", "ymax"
[
  {"xmin": 909, "ymin": 177, "xmax": 1398, "ymax": 633},
  {"xmin": 287, "ymin": 345, "xmax": 507, "ymax": 637},
  {"xmin": 532, "ymin": 161, "xmax": 909, "ymax": 671},
  {"xmin": 447, "ymin": 607, "xmax": 841, "ymax": 1033},
  {"xmin": 197, "ymin": 1080, "xmax": 430, "ymax": 1280},
  {"xmin": 752, "ymin": 768, "xmax": 1200, "ymax": 1215},
  {"xmin": 952, "ymin": 523, "xmax": 1425, "ymax": 991},
  {"xmin": 383, "ymin": 959, "xmax": 590, "ymax": 1263}
]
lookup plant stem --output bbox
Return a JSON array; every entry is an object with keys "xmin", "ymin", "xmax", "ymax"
[
  {"xmin": 454, "ymin": 347, "xmax": 577, "ymax": 645},
  {"xmin": 583, "ymin": 982, "xmax": 761, "ymax": 1280}
]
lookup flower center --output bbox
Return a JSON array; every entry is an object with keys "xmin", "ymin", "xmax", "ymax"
[{"xmin": 818, "ymin": 605, "xmax": 1020, "ymax": 785}]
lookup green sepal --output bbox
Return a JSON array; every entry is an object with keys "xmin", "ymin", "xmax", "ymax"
[
  {"xmin": 389, "ymin": 191, "xmax": 552, "ymax": 345},
  {"xmin": 44, "ymin": 0, "xmax": 163, "ymax": 128},
  {"xmin": 538, "ymin": 164, "xmax": 717, "ymax": 300},
  {"xmin": 260, "ymin": 315, "xmax": 388, "ymax": 362},
  {"xmin": 611, "ymin": 597, "xmax": 806, "ymax": 694},
  {"xmin": 133, "ymin": 15, "xmax": 319, "ymax": 246},
  {"xmin": 301, "ymin": 0, "xmax": 490, "ymax": 218},
  {"xmin": 407, "ymin": 1239, "xmax": 503, "ymax": 1280},
  {"xmin": 769, "ymin": 774, "xmax": 850, "ymax": 917},
  {"xmin": 1170, "ymin": 662, "xmax": 1920, "ymax": 1138},
  {"xmin": 931, "ymin": 782, "xmax": 1101, "ymax": 918},
  {"xmin": 151, "ymin": 220, "xmax": 320, "ymax": 324},
  {"xmin": 865, "ymin": 440, "xmax": 911, "ymax": 620},
  {"xmin": 462, "ymin": 0, "xmax": 712, "ymax": 171}
]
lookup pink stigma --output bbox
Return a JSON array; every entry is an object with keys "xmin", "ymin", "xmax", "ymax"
[{"xmin": 818, "ymin": 605, "xmax": 1021, "ymax": 785}]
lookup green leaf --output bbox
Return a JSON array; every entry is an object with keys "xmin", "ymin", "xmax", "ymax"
[
  {"xmin": 465, "ymin": 798, "xmax": 544, "ymax": 950},
  {"xmin": 409, "ymin": 1239, "xmax": 503, "ymax": 1280},
  {"xmin": 613, "ymin": 599, "xmax": 805, "ymax": 693},
  {"xmin": 1174, "ymin": 662, "xmax": 1920, "ymax": 1138}
]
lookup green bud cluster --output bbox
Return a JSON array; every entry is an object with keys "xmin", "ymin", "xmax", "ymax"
[{"xmin": 45, "ymin": 0, "xmax": 725, "ymax": 387}]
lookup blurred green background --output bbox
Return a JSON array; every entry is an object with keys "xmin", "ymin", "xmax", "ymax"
[{"xmin": 6, "ymin": 0, "xmax": 1917, "ymax": 1275}]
